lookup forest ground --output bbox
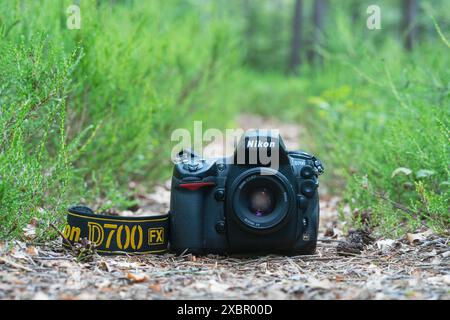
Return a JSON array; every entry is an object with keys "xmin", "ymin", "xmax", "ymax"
[{"xmin": 0, "ymin": 114, "xmax": 448, "ymax": 300}]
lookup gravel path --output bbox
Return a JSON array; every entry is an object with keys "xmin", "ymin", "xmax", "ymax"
[{"xmin": 0, "ymin": 114, "xmax": 449, "ymax": 300}]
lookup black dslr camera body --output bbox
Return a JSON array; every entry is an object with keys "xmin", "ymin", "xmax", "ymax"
[{"xmin": 169, "ymin": 130, "xmax": 324, "ymax": 255}]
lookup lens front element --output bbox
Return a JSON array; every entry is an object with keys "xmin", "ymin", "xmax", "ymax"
[
  {"xmin": 231, "ymin": 168, "xmax": 294, "ymax": 231},
  {"xmin": 248, "ymin": 187, "xmax": 275, "ymax": 217}
]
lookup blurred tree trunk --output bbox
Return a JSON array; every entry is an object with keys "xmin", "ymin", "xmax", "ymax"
[
  {"xmin": 402, "ymin": 0, "xmax": 418, "ymax": 50},
  {"xmin": 243, "ymin": 0, "xmax": 256, "ymax": 63},
  {"xmin": 272, "ymin": 0, "xmax": 283, "ymax": 42},
  {"xmin": 272, "ymin": 0, "xmax": 284, "ymax": 71},
  {"xmin": 308, "ymin": 0, "xmax": 327, "ymax": 64},
  {"xmin": 288, "ymin": 0, "xmax": 303, "ymax": 74},
  {"xmin": 351, "ymin": 0, "xmax": 360, "ymax": 24}
]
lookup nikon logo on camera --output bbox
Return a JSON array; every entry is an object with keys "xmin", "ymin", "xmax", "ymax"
[{"xmin": 246, "ymin": 140, "xmax": 275, "ymax": 148}]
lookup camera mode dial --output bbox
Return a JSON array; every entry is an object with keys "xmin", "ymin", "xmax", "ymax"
[{"xmin": 183, "ymin": 160, "xmax": 203, "ymax": 172}]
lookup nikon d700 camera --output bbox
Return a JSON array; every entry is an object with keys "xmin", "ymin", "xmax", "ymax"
[{"xmin": 169, "ymin": 130, "xmax": 324, "ymax": 255}]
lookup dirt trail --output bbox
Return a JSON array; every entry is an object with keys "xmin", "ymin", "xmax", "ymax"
[{"xmin": 0, "ymin": 114, "xmax": 449, "ymax": 300}]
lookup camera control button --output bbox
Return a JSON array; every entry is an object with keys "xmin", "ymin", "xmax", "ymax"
[
  {"xmin": 303, "ymin": 217, "xmax": 308, "ymax": 227},
  {"xmin": 215, "ymin": 220, "xmax": 226, "ymax": 234},
  {"xmin": 300, "ymin": 165, "xmax": 315, "ymax": 178},
  {"xmin": 297, "ymin": 195, "xmax": 308, "ymax": 209},
  {"xmin": 214, "ymin": 189, "xmax": 225, "ymax": 201},
  {"xmin": 301, "ymin": 180, "xmax": 317, "ymax": 198}
]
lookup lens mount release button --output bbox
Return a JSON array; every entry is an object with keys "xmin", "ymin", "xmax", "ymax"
[{"xmin": 214, "ymin": 189, "xmax": 225, "ymax": 201}]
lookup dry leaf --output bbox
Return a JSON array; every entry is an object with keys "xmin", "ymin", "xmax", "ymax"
[
  {"xmin": 29, "ymin": 217, "xmax": 39, "ymax": 227},
  {"xmin": 307, "ymin": 278, "xmax": 333, "ymax": 290},
  {"xmin": 376, "ymin": 239, "xmax": 396, "ymax": 252},
  {"xmin": 324, "ymin": 227, "xmax": 334, "ymax": 237},
  {"xmin": 149, "ymin": 283, "xmax": 162, "ymax": 292},
  {"xmin": 22, "ymin": 224, "xmax": 37, "ymax": 241},
  {"xmin": 26, "ymin": 246, "xmax": 39, "ymax": 256},
  {"xmin": 126, "ymin": 272, "xmax": 149, "ymax": 283},
  {"xmin": 335, "ymin": 275, "xmax": 345, "ymax": 282},
  {"xmin": 331, "ymin": 228, "xmax": 343, "ymax": 239},
  {"xmin": 98, "ymin": 260, "xmax": 111, "ymax": 272},
  {"xmin": 194, "ymin": 280, "xmax": 230, "ymax": 293},
  {"xmin": 118, "ymin": 210, "xmax": 134, "ymax": 217},
  {"xmin": 406, "ymin": 233, "xmax": 425, "ymax": 245},
  {"xmin": 209, "ymin": 280, "xmax": 230, "ymax": 293},
  {"xmin": 116, "ymin": 261, "xmax": 139, "ymax": 269}
]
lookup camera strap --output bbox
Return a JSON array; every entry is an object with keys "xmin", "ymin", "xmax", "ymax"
[{"xmin": 62, "ymin": 206, "xmax": 169, "ymax": 255}]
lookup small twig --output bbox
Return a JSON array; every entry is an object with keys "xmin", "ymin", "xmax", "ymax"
[
  {"xmin": 0, "ymin": 257, "xmax": 33, "ymax": 272},
  {"xmin": 32, "ymin": 256, "xmax": 72, "ymax": 261},
  {"xmin": 317, "ymin": 238, "xmax": 345, "ymax": 243},
  {"xmin": 179, "ymin": 248, "xmax": 189, "ymax": 258},
  {"xmin": 148, "ymin": 269, "xmax": 211, "ymax": 277},
  {"xmin": 420, "ymin": 238, "xmax": 448, "ymax": 247},
  {"xmin": 49, "ymin": 223, "xmax": 73, "ymax": 250}
]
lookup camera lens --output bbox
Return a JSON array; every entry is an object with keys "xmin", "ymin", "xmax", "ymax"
[
  {"xmin": 248, "ymin": 187, "xmax": 275, "ymax": 217},
  {"xmin": 230, "ymin": 168, "xmax": 295, "ymax": 232}
]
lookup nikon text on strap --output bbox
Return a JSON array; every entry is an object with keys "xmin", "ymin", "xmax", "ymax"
[{"xmin": 63, "ymin": 206, "xmax": 169, "ymax": 255}]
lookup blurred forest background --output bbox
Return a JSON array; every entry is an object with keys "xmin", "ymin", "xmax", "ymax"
[{"xmin": 0, "ymin": 0, "xmax": 448, "ymax": 240}]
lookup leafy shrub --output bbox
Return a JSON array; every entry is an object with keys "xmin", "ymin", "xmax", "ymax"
[
  {"xmin": 0, "ymin": 0, "xmax": 239, "ymax": 239},
  {"xmin": 0, "ymin": 35, "xmax": 82, "ymax": 238}
]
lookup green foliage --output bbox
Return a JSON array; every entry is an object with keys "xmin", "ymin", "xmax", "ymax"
[
  {"xmin": 0, "ymin": 35, "xmax": 80, "ymax": 238},
  {"xmin": 310, "ymin": 34, "xmax": 449, "ymax": 234},
  {"xmin": 0, "ymin": 0, "xmax": 239, "ymax": 239}
]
